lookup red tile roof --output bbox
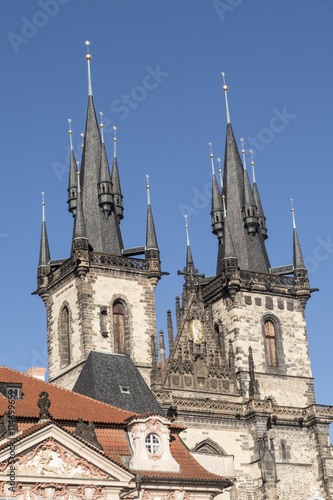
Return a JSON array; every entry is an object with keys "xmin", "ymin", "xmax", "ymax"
[
  {"xmin": 0, "ymin": 367, "xmax": 134, "ymax": 424},
  {"xmin": 0, "ymin": 367, "xmax": 229, "ymax": 484}
]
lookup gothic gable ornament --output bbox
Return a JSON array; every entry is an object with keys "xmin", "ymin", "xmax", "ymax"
[{"xmin": 189, "ymin": 318, "xmax": 205, "ymax": 344}]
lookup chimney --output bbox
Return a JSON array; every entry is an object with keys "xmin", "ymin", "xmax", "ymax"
[{"xmin": 24, "ymin": 367, "xmax": 47, "ymax": 381}]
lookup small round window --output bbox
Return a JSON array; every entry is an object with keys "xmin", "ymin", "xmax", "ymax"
[{"xmin": 145, "ymin": 433, "xmax": 161, "ymax": 454}]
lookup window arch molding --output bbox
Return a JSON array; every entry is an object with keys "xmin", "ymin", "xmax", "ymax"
[
  {"xmin": 58, "ymin": 301, "xmax": 72, "ymax": 369},
  {"xmin": 261, "ymin": 314, "xmax": 286, "ymax": 373},
  {"xmin": 192, "ymin": 438, "xmax": 226, "ymax": 456},
  {"xmin": 111, "ymin": 296, "xmax": 130, "ymax": 355}
]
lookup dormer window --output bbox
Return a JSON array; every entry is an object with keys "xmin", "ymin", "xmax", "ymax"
[{"xmin": 145, "ymin": 433, "xmax": 161, "ymax": 455}]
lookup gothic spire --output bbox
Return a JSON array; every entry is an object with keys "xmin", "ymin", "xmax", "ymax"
[
  {"xmin": 210, "ymin": 143, "xmax": 224, "ymax": 242},
  {"xmin": 67, "ymin": 119, "xmax": 78, "ymax": 217},
  {"xmin": 73, "ymin": 172, "xmax": 87, "ymax": 241},
  {"xmin": 291, "ymin": 199, "xmax": 306, "ymax": 270},
  {"xmin": 185, "ymin": 215, "xmax": 195, "ymax": 275},
  {"xmin": 111, "ymin": 126, "xmax": 124, "ymax": 221},
  {"xmin": 221, "ymin": 73, "xmax": 270, "ymax": 273},
  {"xmin": 98, "ymin": 112, "xmax": 113, "ymax": 218},
  {"xmin": 79, "ymin": 42, "xmax": 123, "ymax": 255},
  {"xmin": 145, "ymin": 176, "xmax": 159, "ymax": 250},
  {"xmin": 38, "ymin": 193, "xmax": 51, "ymax": 267},
  {"xmin": 240, "ymin": 139, "xmax": 259, "ymax": 236},
  {"xmin": 251, "ymin": 151, "xmax": 268, "ymax": 240}
]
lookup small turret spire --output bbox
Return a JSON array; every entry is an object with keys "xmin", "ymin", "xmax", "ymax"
[
  {"xmin": 111, "ymin": 126, "xmax": 124, "ymax": 221},
  {"xmin": 67, "ymin": 119, "xmax": 78, "ymax": 217},
  {"xmin": 38, "ymin": 192, "xmax": 51, "ymax": 267},
  {"xmin": 222, "ymin": 72, "xmax": 231, "ymax": 124},
  {"xmin": 99, "ymin": 112, "xmax": 104, "ymax": 143},
  {"xmin": 217, "ymin": 157, "xmax": 223, "ymax": 191},
  {"xmin": 145, "ymin": 175, "xmax": 158, "ymax": 250},
  {"xmin": 291, "ymin": 199, "xmax": 306, "ymax": 270},
  {"xmin": 73, "ymin": 172, "xmax": 87, "ymax": 241},
  {"xmin": 85, "ymin": 41, "xmax": 92, "ymax": 96},
  {"xmin": 251, "ymin": 150, "xmax": 268, "ymax": 240},
  {"xmin": 240, "ymin": 138, "xmax": 247, "ymax": 170},
  {"xmin": 185, "ymin": 215, "xmax": 194, "ymax": 274},
  {"xmin": 210, "ymin": 144, "xmax": 224, "ymax": 242}
]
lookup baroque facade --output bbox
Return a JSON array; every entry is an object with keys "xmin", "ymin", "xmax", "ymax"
[{"xmin": 17, "ymin": 44, "xmax": 333, "ymax": 499}]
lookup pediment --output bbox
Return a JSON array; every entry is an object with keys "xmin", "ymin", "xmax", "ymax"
[{"xmin": 0, "ymin": 423, "xmax": 132, "ymax": 483}]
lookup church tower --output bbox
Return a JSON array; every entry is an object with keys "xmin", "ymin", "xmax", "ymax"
[
  {"xmin": 153, "ymin": 76, "xmax": 333, "ymax": 500},
  {"xmin": 35, "ymin": 43, "xmax": 161, "ymax": 389}
]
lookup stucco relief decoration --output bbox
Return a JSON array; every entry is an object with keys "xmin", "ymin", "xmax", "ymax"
[
  {"xmin": 4, "ymin": 438, "xmax": 109, "ymax": 479},
  {"xmin": 29, "ymin": 482, "xmax": 69, "ymax": 500},
  {"xmin": 0, "ymin": 481, "xmax": 26, "ymax": 499},
  {"xmin": 74, "ymin": 484, "xmax": 107, "ymax": 500},
  {"xmin": 162, "ymin": 490, "xmax": 194, "ymax": 500},
  {"xmin": 146, "ymin": 419, "xmax": 168, "ymax": 435}
]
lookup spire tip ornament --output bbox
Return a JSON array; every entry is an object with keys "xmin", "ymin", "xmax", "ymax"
[
  {"xmin": 99, "ymin": 112, "xmax": 104, "ymax": 143},
  {"xmin": 85, "ymin": 41, "xmax": 92, "ymax": 95},
  {"xmin": 185, "ymin": 215, "xmax": 190, "ymax": 247},
  {"xmin": 146, "ymin": 174, "xmax": 150, "ymax": 205},
  {"xmin": 209, "ymin": 142, "xmax": 215, "ymax": 174},
  {"xmin": 221, "ymin": 72, "xmax": 230, "ymax": 123}
]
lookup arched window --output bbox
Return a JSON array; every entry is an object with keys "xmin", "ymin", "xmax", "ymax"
[
  {"xmin": 264, "ymin": 320, "xmax": 277, "ymax": 367},
  {"xmin": 113, "ymin": 301, "xmax": 126, "ymax": 354},
  {"xmin": 60, "ymin": 306, "xmax": 70, "ymax": 367},
  {"xmin": 192, "ymin": 438, "xmax": 226, "ymax": 456}
]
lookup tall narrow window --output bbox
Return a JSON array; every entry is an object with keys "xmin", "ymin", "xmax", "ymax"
[
  {"xmin": 281, "ymin": 440, "xmax": 287, "ymax": 460},
  {"xmin": 60, "ymin": 306, "xmax": 70, "ymax": 367},
  {"xmin": 113, "ymin": 302, "xmax": 126, "ymax": 354},
  {"xmin": 264, "ymin": 320, "xmax": 277, "ymax": 366}
]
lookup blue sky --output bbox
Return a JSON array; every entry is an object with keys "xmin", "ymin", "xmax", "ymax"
[{"xmin": 1, "ymin": 1, "xmax": 333, "ymax": 417}]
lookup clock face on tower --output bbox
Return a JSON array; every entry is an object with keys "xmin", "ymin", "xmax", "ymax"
[{"xmin": 189, "ymin": 318, "xmax": 205, "ymax": 344}]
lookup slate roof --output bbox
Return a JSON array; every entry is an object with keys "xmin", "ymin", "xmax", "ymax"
[{"xmin": 73, "ymin": 351, "xmax": 163, "ymax": 415}]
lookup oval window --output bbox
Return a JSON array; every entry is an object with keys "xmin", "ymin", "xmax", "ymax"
[{"xmin": 145, "ymin": 433, "xmax": 161, "ymax": 454}]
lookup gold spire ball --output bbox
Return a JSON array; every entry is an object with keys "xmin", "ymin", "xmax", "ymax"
[{"xmin": 85, "ymin": 40, "xmax": 91, "ymax": 60}]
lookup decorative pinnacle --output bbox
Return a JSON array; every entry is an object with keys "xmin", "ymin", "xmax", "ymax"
[
  {"xmin": 217, "ymin": 157, "xmax": 223, "ymax": 190},
  {"xmin": 240, "ymin": 138, "xmax": 247, "ymax": 170},
  {"xmin": 146, "ymin": 174, "xmax": 150, "ymax": 205},
  {"xmin": 77, "ymin": 171, "xmax": 81, "ymax": 192},
  {"xmin": 68, "ymin": 119, "xmax": 73, "ymax": 150},
  {"xmin": 250, "ymin": 149, "xmax": 256, "ymax": 183},
  {"xmin": 42, "ymin": 192, "xmax": 45, "ymax": 222},
  {"xmin": 222, "ymin": 72, "xmax": 230, "ymax": 124},
  {"xmin": 185, "ymin": 215, "xmax": 190, "ymax": 246},
  {"xmin": 222, "ymin": 194, "xmax": 227, "ymax": 218},
  {"xmin": 291, "ymin": 198, "xmax": 296, "ymax": 229},
  {"xmin": 113, "ymin": 126, "xmax": 117, "ymax": 157},
  {"xmin": 208, "ymin": 142, "xmax": 215, "ymax": 175},
  {"xmin": 85, "ymin": 41, "xmax": 92, "ymax": 96},
  {"xmin": 99, "ymin": 112, "xmax": 104, "ymax": 143},
  {"xmin": 80, "ymin": 133, "xmax": 84, "ymax": 149}
]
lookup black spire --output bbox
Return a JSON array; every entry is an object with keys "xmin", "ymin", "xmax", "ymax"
[
  {"xmin": 220, "ymin": 75, "xmax": 270, "ymax": 273},
  {"xmin": 251, "ymin": 152, "xmax": 268, "ymax": 240},
  {"xmin": 38, "ymin": 193, "xmax": 51, "ymax": 268},
  {"xmin": 111, "ymin": 126, "xmax": 124, "ymax": 221},
  {"xmin": 67, "ymin": 119, "xmax": 78, "ymax": 217},
  {"xmin": 73, "ymin": 173, "xmax": 87, "ymax": 241},
  {"xmin": 242, "ymin": 162, "xmax": 259, "ymax": 237},
  {"xmin": 145, "ymin": 177, "xmax": 158, "ymax": 251},
  {"xmin": 209, "ymin": 144, "xmax": 224, "ymax": 242},
  {"xmin": 292, "ymin": 203, "xmax": 306, "ymax": 270},
  {"xmin": 98, "ymin": 113, "xmax": 113, "ymax": 218},
  {"xmin": 79, "ymin": 43, "xmax": 123, "ymax": 255}
]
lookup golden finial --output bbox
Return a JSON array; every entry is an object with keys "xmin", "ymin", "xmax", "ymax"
[
  {"xmin": 42, "ymin": 192, "xmax": 45, "ymax": 222},
  {"xmin": 240, "ymin": 138, "xmax": 247, "ymax": 171},
  {"xmin": 250, "ymin": 150, "xmax": 255, "ymax": 183},
  {"xmin": 291, "ymin": 198, "xmax": 296, "ymax": 229},
  {"xmin": 68, "ymin": 119, "xmax": 73, "ymax": 150},
  {"xmin": 76, "ymin": 160, "xmax": 79, "ymax": 170},
  {"xmin": 209, "ymin": 142, "xmax": 215, "ymax": 174},
  {"xmin": 222, "ymin": 72, "xmax": 228, "ymax": 91},
  {"xmin": 222, "ymin": 194, "xmax": 227, "ymax": 218},
  {"xmin": 221, "ymin": 72, "xmax": 230, "ymax": 123},
  {"xmin": 113, "ymin": 126, "xmax": 117, "ymax": 156},
  {"xmin": 99, "ymin": 112, "xmax": 104, "ymax": 143},
  {"xmin": 185, "ymin": 215, "xmax": 190, "ymax": 246},
  {"xmin": 80, "ymin": 133, "xmax": 84, "ymax": 149},
  {"xmin": 217, "ymin": 157, "xmax": 223, "ymax": 190},
  {"xmin": 146, "ymin": 174, "xmax": 150, "ymax": 205},
  {"xmin": 85, "ymin": 40, "xmax": 91, "ymax": 60}
]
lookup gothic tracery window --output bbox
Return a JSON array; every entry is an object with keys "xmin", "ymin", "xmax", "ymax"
[
  {"xmin": 113, "ymin": 301, "xmax": 126, "ymax": 354},
  {"xmin": 264, "ymin": 319, "xmax": 277, "ymax": 367},
  {"xmin": 60, "ymin": 305, "xmax": 70, "ymax": 367}
]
